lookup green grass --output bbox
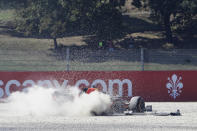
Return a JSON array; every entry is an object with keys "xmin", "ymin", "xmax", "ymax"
[
  {"xmin": 0, "ymin": 61, "xmax": 142, "ymax": 71},
  {"xmin": 144, "ymin": 63, "xmax": 197, "ymax": 71},
  {"xmin": 1, "ymin": 58, "xmax": 197, "ymax": 71},
  {"xmin": 0, "ymin": 37, "xmax": 54, "ymax": 50}
]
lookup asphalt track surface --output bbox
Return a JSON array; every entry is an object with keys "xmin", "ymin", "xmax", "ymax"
[{"xmin": 0, "ymin": 102, "xmax": 197, "ymax": 131}]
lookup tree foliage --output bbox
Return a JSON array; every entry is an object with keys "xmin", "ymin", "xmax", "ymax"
[
  {"xmin": 0, "ymin": 0, "xmax": 27, "ymax": 9},
  {"xmin": 13, "ymin": 0, "xmax": 125, "ymax": 49},
  {"xmin": 91, "ymin": 3, "xmax": 123, "ymax": 40},
  {"xmin": 132, "ymin": 0, "xmax": 197, "ymax": 43}
]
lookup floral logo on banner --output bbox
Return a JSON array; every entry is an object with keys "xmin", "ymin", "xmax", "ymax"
[{"xmin": 166, "ymin": 74, "xmax": 183, "ymax": 99}]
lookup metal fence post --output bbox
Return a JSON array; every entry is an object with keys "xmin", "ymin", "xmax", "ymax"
[
  {"xmin": 140, "ymin": 48, "xmax": 144, "ymax": 71},
  {"xmin": 66, "ymin": 47, "xmax": 70, "ymax": 71}
]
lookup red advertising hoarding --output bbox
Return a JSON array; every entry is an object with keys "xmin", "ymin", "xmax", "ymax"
[{"xmin": 0, "ymin": 71, "xmax": 196, "ymax": 101}]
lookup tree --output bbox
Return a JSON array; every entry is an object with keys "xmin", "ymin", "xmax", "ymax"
[
  {"xmin": 132, "ymin": 0, "xmax": 197, "ymax": 43},
  {"xmin": 66, "ymin": 0, "xmax": 125, "ymax": 40},
  {"xmin": 175, "ymin": 0, "xmax": 197, "ymax": 35},
  {"xmin": 90, "ymin": 2, "xmax": 123, "ymax": 40},
  {"xmin": 15, "ymin": 0, "xmax": 75, "ymax": 49},
  {"xmin": 0, "ymin": 0, "xmax": 28, "ymax": 9},
  {"xmin": 15, "ymin": 0, "xmax": 125, "ymax": 49}
]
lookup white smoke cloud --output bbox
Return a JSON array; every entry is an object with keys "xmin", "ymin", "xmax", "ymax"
[{"xmin": 5, "ymin": 86, "xmax": 112, "ymax": 117}]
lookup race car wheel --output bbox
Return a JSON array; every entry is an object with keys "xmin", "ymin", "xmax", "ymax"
[{"xmin": 129, "ymin": 96, "xmax": 145, "ymax": 113}]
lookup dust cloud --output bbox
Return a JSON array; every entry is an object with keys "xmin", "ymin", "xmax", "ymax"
[{"xmin": 5, "ymin": 86, "xmax": 112, "ymax": 117}]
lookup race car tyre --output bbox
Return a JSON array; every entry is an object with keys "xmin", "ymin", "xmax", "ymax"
[{"xmin": 128, "ymin": 96, "xmax": 145, "ymax": 113}]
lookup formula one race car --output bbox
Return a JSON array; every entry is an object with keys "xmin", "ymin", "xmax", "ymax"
[
  {"xmin": 53, "ymin": 87, "xmax": 181, "ymax": 116},
  {"xmin": 101, "ymin": 95, "xmax": 180, "ymax": 116}
]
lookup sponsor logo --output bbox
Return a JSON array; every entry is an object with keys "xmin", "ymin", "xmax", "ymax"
[
  {"xmin": 0, "ymin": 79, "xmax": 132, "ymax": 98},
  {"xmin": 166, "ymin": 74, "xmax": 183, "ymax": 99}
]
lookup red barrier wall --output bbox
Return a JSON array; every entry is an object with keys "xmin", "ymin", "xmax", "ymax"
[{"xmin": 0, "ymin": 71, "xmax": 196, "ymax": 101}]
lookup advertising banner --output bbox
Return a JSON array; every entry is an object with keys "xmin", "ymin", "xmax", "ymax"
[{"xmin": 0, "ymin": 71, "xmax": 196, "ymax": 101}]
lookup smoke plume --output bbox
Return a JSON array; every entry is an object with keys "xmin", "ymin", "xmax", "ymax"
[{"xmin": 6, "ymin": 86, "xmax": 112, "ymax": 117}]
